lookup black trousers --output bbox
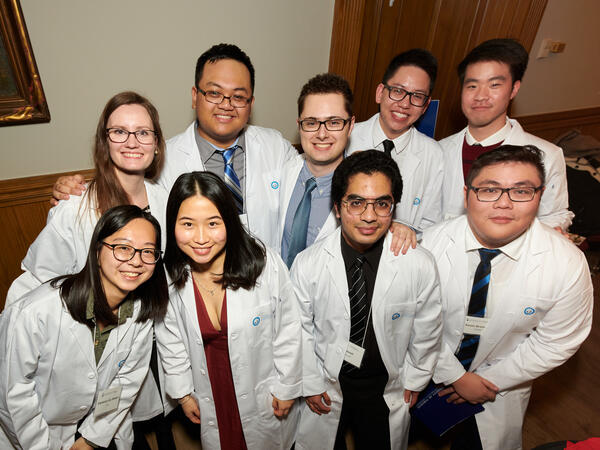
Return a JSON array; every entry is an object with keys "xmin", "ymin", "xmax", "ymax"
[{"xmin": 334, "ymin": 375, "xmax": 391, "ymax": 450}]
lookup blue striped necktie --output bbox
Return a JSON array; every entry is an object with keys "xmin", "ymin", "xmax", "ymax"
[
  {"xmin": 220, "ymin": 146, "xmax": 243, "ymax": 213},
  {"xmin": 286, "ymin": 177, "xmax": 317, "ymax": 268},
  {"xmin": 456, "ymin": 248, "xmax": 501, "ymax": 370}
]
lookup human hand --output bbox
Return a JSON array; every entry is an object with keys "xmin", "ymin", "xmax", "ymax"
[
  {"xmin": 403, "ymin": 389, "xmax": 419, "ymax": 408},
  {"xmin": 69, "ymin": 437, "xmax": 94, "ymax": 450},
  {"xmin": 272, "ymin": 396, "xmax": 295, "ymax": 418},
  {"xmin": 305, "ymin": 391, "xmax": 332, "ymax": 415},
  {"xmin": 439, "ymin": 372, "xmax": 498, "ymax": 404},
  {"xmin": 389, "ymin": 222, "xmax": 417, "ymax": 255},
  {"xmin": 51, "ymin": 174, "xmax": 86, "ymax": 205},
  {"xmin": 179, "ymin": 394, "xmax": 201, "ymax": 424}
]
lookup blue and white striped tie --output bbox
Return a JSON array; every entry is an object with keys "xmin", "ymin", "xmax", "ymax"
[{"xmin": 220, "ymin": 146, "xmax": 243, "ymax": 213}]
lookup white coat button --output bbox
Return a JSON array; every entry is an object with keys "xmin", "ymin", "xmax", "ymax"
[
  {"xmin": 344, "ymin": 314, "xmax": 349, "ymax": 320},
  {"xmin": 87, "ymin": 373, "xmax": 95, "ymax": 379},
  {"xmin": 200, "ymin": 369, "xmax": 206, "ymax": 375},
  {"xmin": 80, "ymin": 406, "xmax": 87, "ymax": 411},
  {"xmin": 337, "ymin": 347, "xmax": 342, "ymax": 354},
  {"xmin": 231, "ymin": 333, "xmax": 238, "ymax": 340},
  {"xmin": 196, "ymin": 339, "xmax": 201, "ymax": 345},
  {"xmin": 329, "ymin": 378, "xmax": 336, "ymax": 383},
  {"xmin": 241, "ymin": 394, "xmax": 247, "ymax": 399},
  {"xmin": 208, "ymin": 421, "xmax": 215, "ymax": 426},
  {"xmin": 205, "ymin": 397, "xmax": 210, "ymax": 402}
]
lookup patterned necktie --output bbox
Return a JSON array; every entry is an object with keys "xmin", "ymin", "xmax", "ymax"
[
  {"xmin": 220, "ymin": 146, "xmax": 243, "ymax": 213},
  {"xmin": 382, "ymin": 139, "xmax": 395, "ymax": 157},
  {"xmin": 456, "ymin": 248, "xmax": 501, "ymax": 370},
  {"xmin": 286, "ymin": 178, "xmax": 317, "ymax": 268},
  {"xmin": 341, "ymin": 256, "xmax": 368, "ymax": 373}
]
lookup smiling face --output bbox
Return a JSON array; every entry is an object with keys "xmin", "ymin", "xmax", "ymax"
[
  {"xmin": 107, "ymin": 104, "xmax": 156, "ymax": 177},
  {"xmin": 375, "ymin": 65, "xmax": 431, "ymax": 139},
  {"xmin": 192, "ymin": 58, "xmax": 254, "ymax": 148},
  {"xmin": 298, "ymin": 93, "xmax": 354, "ymax": 177},
  {"xmin": 335, "ymin": 172, "xmax": 394, "ymax": 252},
  {"xmin": 174, "ymin": 194, "xmax": 227, "ymax": 272},
  {"xmin": 465, "ymin": 161, "xmax": 543, "ymax": 249},
  {"xmin": 98, "ymin": 218, "xmax": 157, "ymax": 306},
  {"xmin": 461, "ymin": 60, "xmax": 521, "ymax": 140}
]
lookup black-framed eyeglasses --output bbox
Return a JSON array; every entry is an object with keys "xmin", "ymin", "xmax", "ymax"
[
  {"xmin": 342, "ymin": 197, "xmax": 394, "ymax": 217},
  {"xmin": 468, "ymin": 186, "xmax": 543, "ymax": 202},
  {"xmin": 383, "ymin": 84, "xmax": 430, "ymax": 107},
  {"xmin": 298, "ymin": 118, "xmax": 351, "ymax": 132},
  {"xmin": 102, "ymin": 242, "xmax": 162, "ymax": 264},
  {"xmin": 196, "ymin": 88, "xmax": 252, "ymax": 108},
  {"xmin": 106, "ymin": 128, "xmax": 157, "ymax": 145}
]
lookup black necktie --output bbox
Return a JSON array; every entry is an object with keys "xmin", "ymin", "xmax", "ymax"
[
  {"xmin": 456, "ymin": 248, "xmax": 501, "ymax": 370},
  {"xmin": 382, "ymin": 139, "xmax": 394, "ymax": 157},
  {"xmin": 341, "ymin": 256, "xmax": 368, "ymax": 373}
]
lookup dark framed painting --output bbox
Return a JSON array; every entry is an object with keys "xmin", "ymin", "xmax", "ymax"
[{"xmin": 0, "ymin": 0, "xmax": 49, "ymax": 126}]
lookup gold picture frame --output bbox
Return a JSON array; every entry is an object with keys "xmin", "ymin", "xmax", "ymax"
[{"xmin": 0, "ymin": 0, "xmax": 49, "ymax": 126}]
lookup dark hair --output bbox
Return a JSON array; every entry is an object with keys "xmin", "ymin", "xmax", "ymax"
[
  {"xmin": 458, "ymin": 38, "xmax": 529, "ymax": 85},
  {"xmin": 382, "ymin": 48, "xmax": 438, "ymax": 94},
  {"xmin": 297, "ymin": 73, "xmax": 354, "ymax": 117},
  {"xmin": 52, "ymin": 205, "xmax": 169, "ymax": 328},
  {"xmin": 466, "ymin": 144, "xmax": 546, "ymax": 186},
  {"xmin": 90, "ymin": 91, "xmax": 165, "ymax": 215},
  {"xmin": 332, "ymin": 150, "xmax": 403, "ymax": 208},
  {"xmin": 164, "ymin": 172, "xmax": 266, "ymax": 290},
  {"xmin": 195, "ymin": 43, "xmax": 255, "ymax": 94}
]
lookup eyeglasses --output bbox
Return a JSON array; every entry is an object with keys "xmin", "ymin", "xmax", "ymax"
[
  {"xmin": 383, "ymin": 84, "xmax": 430, "ymax": 107},
  {"xmin": 468, "ymin": 186, "xmax": 543, "ymax": 202},
  {"xmin": 342, "ymin": 197, "xmax": 394, "ymax": 217},
  {"xmin": 298, "ymin": 118, "xmax": 351, "ymax": 132},
  {"xmin": 196, "ymin": 88, "xmax": 252, "ymax": 108},
  {"xmin": 106, "ymin": 128, "xmax": 156, "ymax": 145},
  {"xmin": 102, "ymin": 242, "xmax": 162, "ymax": 264}
]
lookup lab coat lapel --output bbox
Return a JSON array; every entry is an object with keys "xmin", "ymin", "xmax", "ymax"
[
  {"xmin": 372, "ymin": 234, "xmax": 398, "ymax": 308},
  {"xmin": 181, "ymin": 276, "xmax": 203, "ymax": 342},
  {"xmin": 180, "ymin": 124, "xmax": 206, "ymax": 172},
  {"xmin": 324, "ymin": 230, "xmax": 350, "ymax": 315},
  {"xmin": 97, "ymin": 302, "xmax": 139, "ymax": 368},
  {"xmin": 68, "ymin": 313, "xmax": 96, "ymax": 372},
  {"xmin": 444, "ymin": 229, "xmax": 470, "ymax": 312}
]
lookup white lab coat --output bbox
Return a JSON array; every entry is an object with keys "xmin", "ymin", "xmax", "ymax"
[
  {"xmin": 0, "ymin": 283, "xmax": 153, "ymax": 450},
  {"xmin": 292, "ymin": 229, "xmax": 442, "ymax": 450},
  {"xmin": 275, "ymin": 155, "xmax": 338, "ymax": 255},
  {"xmin": 439, "ymin": 118, "xmax": 574, "ymax": 230},
  {"xmin": 347, "ymin": 114, "xmax": 444, "ymax": 232},
  {"xmin": 155, "ymin": 248, "xmax": 303, "ymax": 449},
  {"xmin": 5, "ymin": 181, "xmax": 167, "ymax": 422},
  {"xmin": 6, "ymin": 180, "xmax": 167, "ymax": 307},
  {"xmin": 421, "ymin": 216, "xmax": 593, "ymax": 450},
  {"xmin": 158, "ymin": 123, "xmax": 300, "ymax": 250}
]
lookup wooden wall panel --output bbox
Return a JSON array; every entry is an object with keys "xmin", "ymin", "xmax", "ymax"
[
  {"xmin": 516, "ymin": 107, "xmax": 600, "ymax": 143},
  {"xmin": 0, "ymin": 169, "xmax": 94, "ymax": 311},
  {"xmin": 329, "ymin": 0, "xmax": 548, "ymax": 139}
]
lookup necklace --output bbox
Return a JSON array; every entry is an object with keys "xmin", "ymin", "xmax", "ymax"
[{"xmin": 193, "ymin": 273, "xmax": 219, "ymax": 296}]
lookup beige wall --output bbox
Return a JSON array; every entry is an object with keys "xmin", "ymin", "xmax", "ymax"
[
  {"xmin": 512, "ymin": 0, "xmax": 600, "ymax": 116},
  {"xmin": 0, "ymin": 1, "xmax": 334, "ymax": 180}
]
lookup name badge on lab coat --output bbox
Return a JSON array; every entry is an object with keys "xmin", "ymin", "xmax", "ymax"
[
  {"xmin": 95, "ymin": 386, "xmax": 122, "ymax": 417},
  {"xmin": 463, "ymin": 316, "xmax": 489, "ymax": 335},
  {"xmin": 344, "ymin": 342, "xmax": 365, "ymax": 368}
]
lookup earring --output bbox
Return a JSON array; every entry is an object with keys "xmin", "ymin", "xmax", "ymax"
[{"xmin": 154, "ymin": 149, "xmax": 158, "ymax": 155}]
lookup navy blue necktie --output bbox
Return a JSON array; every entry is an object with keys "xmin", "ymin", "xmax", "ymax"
[
  {"xmin": 220, "ymin": 146, "xmax": 243, "ymax": 213},
  {"xmin": 456, "ymin": 248, "xmax": 501, "ymax": 370},
  {"xmin": 286, "ymin": 178, "xmax": 317, "ymax": 267}
]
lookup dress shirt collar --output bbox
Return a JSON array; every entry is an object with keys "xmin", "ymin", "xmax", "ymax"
[
  {"xmin": 466, "ymin": 117, "xmax": 511, "ymax": 146},
  {"xmin": 373, "ymin": 114, "xmax": 413, "ymax": 154}
]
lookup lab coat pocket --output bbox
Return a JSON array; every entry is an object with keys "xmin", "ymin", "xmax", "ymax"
[
  {"xmin": 512, "ymin": 296, "xmax": 554, "ymax": 332},
  {"xmin": 384, "ymin": 303, "xmax": 416, "ymax": 334},
  {"xmin": 249, "ymin": 303, "xmax": 273, "ymax": 347},
  {"xmin": 115, "ymin": 349, "xmax": 132, "ymax": 372},
  {"xmin": 254, "ymin": 376, "xmax": 275, "ymax": 420}
]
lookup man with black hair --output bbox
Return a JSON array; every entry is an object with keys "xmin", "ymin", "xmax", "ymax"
[
  {"xmin": 422, "ymin": 145, "xmax": 592, "ymax": 449},
  {"xmin": 347, "ymin": 49, "xmax": 444, "ymax": 235},
  {"xmin": 293, "ymin": 150, "xmax": 442, "ymax": 449},
  {"xmin": 440, "ymin": 38, "xmax": 573, "ymax": 231}
]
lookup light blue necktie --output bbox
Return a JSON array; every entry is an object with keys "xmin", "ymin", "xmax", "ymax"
[
  {"xmin": 286, "ymin": 178, "xmax": 317, "ymax": 268},
  {"xmin": 220, "ymin": 146, "xmax": 243, "ymax": 213}
]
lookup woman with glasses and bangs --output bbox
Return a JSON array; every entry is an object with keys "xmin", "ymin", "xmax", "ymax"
[
  {"xmin": 5, "ymin": 92, "xmax": 175, "ymax": 448},
  {"xmin": 155, "ymin": 171, "xmax": 303, "ymax": 450},
  {"xmin": 0, "ymin": 205, "xmax": 168, "ymax": 450}
]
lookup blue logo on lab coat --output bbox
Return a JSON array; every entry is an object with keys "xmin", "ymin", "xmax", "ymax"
[
  {"xmin": 271, "ymin": 181, "xmax": 279, "ymax": 189},
  {"xmin": 118, "ymin": 359, "xmax": 126, "ymax": 368},
  {"xmin": 524, "ymin": 307, "xmax": 535, "ymax": 315},
  {"xmin": 413, "ymin": 197, "xmax": 421, "ymax": 206},
  {"xmin": 252, "ymin": 316, "xmax": 261, "ymax": 326},
  {"xmin": 392, "ymin": 313, "xmax": 400, "ymax": 320}
]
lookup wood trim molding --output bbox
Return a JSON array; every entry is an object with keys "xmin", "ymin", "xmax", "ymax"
[
  {"xmin": 0, "ymin": 169, "xmax": 94, "ymax": 207},
  {"xmin": 515, "ymin": 106, "xmax": 600, "ymax": 139}
]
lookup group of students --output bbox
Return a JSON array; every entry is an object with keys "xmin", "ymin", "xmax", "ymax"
[{"xmin": 0, "ymin": 37, "xmax": 594, "ymax": 450}]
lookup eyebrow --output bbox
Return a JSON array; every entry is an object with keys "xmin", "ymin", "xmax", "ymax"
[
  {"xmin": 300, "ymin": 115, "xmax": 346, "ymax": 121},
  {"xmin": 473, "ymin": 180, "xmax": 539, "ymax": 187},
  {"xmin": 464, "ymin": 75, "xmax": 507, "ymax": 84},
  {"xmin": 205, "ymin": 81, "xmax": 249, "ymax": 94},
  {"xmin": 111, "ymin": 237, "xmax": 156, "ymax": 246},
  {"xmin": 178, "ymin": 215, "xmax": 222, "ymax": 221},
  {"xmin": 346, "ymin": 194, "xmax": 394, "ymax": 201}
]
